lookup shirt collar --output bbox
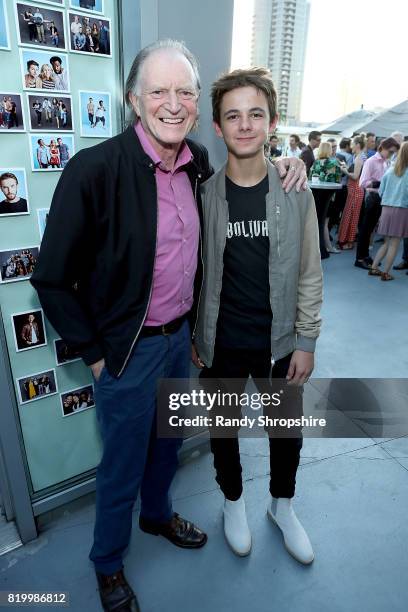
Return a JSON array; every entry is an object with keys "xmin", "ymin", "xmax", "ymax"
[{"xmin": 134, "ymin": 120, "xmax": 193, "ymax": 172}]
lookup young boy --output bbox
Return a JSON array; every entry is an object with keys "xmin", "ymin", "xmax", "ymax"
[{"xmin": 193, "ymin": 68, "xmax": 323, "ymax": 563}]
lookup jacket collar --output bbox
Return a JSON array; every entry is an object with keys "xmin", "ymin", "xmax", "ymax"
[{"xmin": 214, "ymin": 159, "xmax": 279, "ymax": 200}]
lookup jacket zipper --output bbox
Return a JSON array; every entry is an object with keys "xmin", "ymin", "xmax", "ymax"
[
  {"xmin": 117, "ymin": 163, "xmax": 158, "ymax": 377},
  {"xmin": 276, "ymin": 201, "xmax": 281, "ymax": 258},
  {"xmin": 192, "ymin": 175, "xmax": 204, "ymax": 338}
]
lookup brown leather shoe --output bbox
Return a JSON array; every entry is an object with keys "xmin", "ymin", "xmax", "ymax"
[
  {"xmin": 139, "ymin": 512, "xmax": 207, "ymax": 548},
  {"xmin": 96, "ymin": 569, "xmax": 140, "ymax": 611}
]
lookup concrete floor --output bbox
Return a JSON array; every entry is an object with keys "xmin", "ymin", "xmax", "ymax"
[{"xmin": 1, "ymin": 243, "xmax": 408, "ymax": 612}]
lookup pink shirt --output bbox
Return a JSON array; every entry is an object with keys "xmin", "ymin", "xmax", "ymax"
[
  {"xmin": 359, "ymin": 152, "xmax": 389, "ymax": 192},
  {"xmin": 135, "ymin": 121, "xmax": 199, "ymax": 325}
]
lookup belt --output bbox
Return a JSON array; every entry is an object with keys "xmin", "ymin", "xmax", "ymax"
[{"xmin": 139, "ymin": 313, "xmax": 188, "ymax": 338}]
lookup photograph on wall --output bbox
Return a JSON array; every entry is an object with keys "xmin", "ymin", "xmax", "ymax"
[
  {"xmin": 78, "ymin": 90, "xmax": 111, "ymax": 137},
  {"xmin": 61, "ymin": 384, "xmax": 95, "ymax": 417},
  {"xmin": 37, "ymin": 207, "xmax": 49, "ymax": 240},
  {"xmin": 0, "ymin": 0, "xmax": 11, "ymax": 51},
  {"xmin": 0, "ymin": 93, "xmax": 25, "ymax": 132},
  {"xmin": 69, "ymin": 0, "xmax": 104, "ymax": 16},
  {"xmin": 27, "ymin": 93, "xmax": 73, "ymax": 131},
  {"xmin": 0, "ymin": 168, "xmax": 30, "ymax": 216},
  {"xmin": 14, "ymin": 2, "xmax": 67, "ymax": 51},
  {"xmin": 54, "ymin": 338, "xmax": 81, "ymax": 366},
  {"xmin": 0, "ymin": 246, "xmax": 38, "ymax": 283},
  {"xmin": 29, "ymin": 133, "xmax": 74, "ymax": 171},
  {"xmin": 20, "ymin": 48, "xmax": 70, "ymax": 92},
  {"xmin": 16, "ymin": 368, "xmax": 58, "ymax": 405},
  {"xmin": 11, "ymin": 308, "xmax": 47, "ymax": 352},
  {"xmin": 68, "ymin": 12, "xmax": 111, "ymax": 56}
]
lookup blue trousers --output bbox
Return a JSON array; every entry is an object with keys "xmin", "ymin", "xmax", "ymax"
[{"xmin": 89, "ymin": 321, "xmax": 190, "ymax": 575}]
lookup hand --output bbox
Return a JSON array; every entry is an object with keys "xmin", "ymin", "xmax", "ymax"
[
  {"xmin": 191, "ymin": 343, "xmax": 204, "ymax": 369},
  {"xmin": 274, "ymin": 157, "xmax": 308, "ymax": 193},
  {"xmin": 286, "ymin": 350, "xmax": 314, "ymax": 386},
  {"xmin": 90, "ymin": 358, "xmax": 105, "ymax": 381}
]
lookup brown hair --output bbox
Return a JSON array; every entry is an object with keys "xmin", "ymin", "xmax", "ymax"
[
  {"xmin": 290, "ymin": 134, "xmax": 300, "ymax": 144},
  {"xmin": 352, "ymin": 134, "xmax": 366, "ymax": 150},
  {"xmin": 0, "ymin": 172, "xmax": 18, "ymax": 185},
  {"xmin": 378, "ymin": 137, "xmax": 400, "ymax": 152},
  {"xmin": 394, "ymin": 141, "xmax": 408, "ymax": 177},
  {"xmin": 211, "ymin": 67, "xmax": 277, "ymax": 125}
]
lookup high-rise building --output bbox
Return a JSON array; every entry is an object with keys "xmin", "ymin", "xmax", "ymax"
[{"xmin": 251, "ymin": 0, "xmax": 310, "ymax": 123}]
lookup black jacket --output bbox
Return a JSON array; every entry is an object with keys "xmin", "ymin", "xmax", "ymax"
[{"xmin": 30, "ymin": 126, "xmax": 213, "ymax": 377}]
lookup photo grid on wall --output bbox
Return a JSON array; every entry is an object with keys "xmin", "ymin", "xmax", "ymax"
[{"xmin": 0, "ymin": 0, "xmax": 114, "ymax": 417}]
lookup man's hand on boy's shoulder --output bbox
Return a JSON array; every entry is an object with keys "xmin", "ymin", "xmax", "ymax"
[
  {"xmin": 273, "ymin": 157, "xmax": 307, "ymax": 193},
  {"xmin": 286, "ymin": 350, "xmax": 314, "ymax": 386}
]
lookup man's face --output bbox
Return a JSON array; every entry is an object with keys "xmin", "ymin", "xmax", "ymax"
[
  {"xmin": 214, "ymin": 85, "xmax": 277, "ymax": 160},
  {"xmin": 57, "ymin": 138, "xmax": 62, "ymax": 144},
  {"xmin": 28, "ymin": 63, "xmax": 38, "ymax": 78},
  {"xmin": 270, "ymin": 137, "xmax": 278, "ymax": 148},
  {"xmin": 52, "ymin": 60, "xmax": 62, "ymax": 74},
  {"xmin": 131, "ymin": 50, "xmax": 199, "ymax": 150},
  {"xmin": 28, "ymin": 314, "xmax": 35, "ymax": 323},
  {"xmin": 310, "ymin": 135, "xmax": 321, "ymax": 149},
  {"xmin": 289, "ymin": 136, "xmax": 297, "ymax": 149},
  {"xmin": 1, "ymin": 177, "xmax": 18, "ymax": 201},
  {"xmin": 367, "ymin": 135, "xmax": 376, "ymax": 149},
  {"xmin": 66, "ymin": 395, "xmax": 73, "ymax": 406},
  {"xmin": 331, "ymin": 142, "xmax": 337, "ymax": 155}
]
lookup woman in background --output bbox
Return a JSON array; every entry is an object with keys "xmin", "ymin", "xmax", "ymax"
[
  {"xmin": 309, "ymin": 142, "xmax": 342, "ymax": 254},
  {"xmin": 369, "ymin": 142, "xmax": 408, "ymax": 280},
  {"xmin": 39, "ymin": 64, "xmax": 56, "ymax": 90},
  {"xmin": 337, "ymin": 134, "xmax": 367, "ymax": 249}
]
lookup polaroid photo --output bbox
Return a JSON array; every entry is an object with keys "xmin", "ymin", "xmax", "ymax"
[
  {"xmin": 54, "ymin": 338, "xmax": 82, "ymax": 366},
  {"xmin": 0, "ymin": 168, "xmax": 30, "ymax": 216},
  {"xmin": 68, "ymin": 11, "xmax": 111, "ymax": 57},
  {"xmin": 27, "ymin": 93, "xmax": 74, "ymax": 132},
  {"xmin": 14, "ymin": 2, "xmax": 67, "ymax": 52},
  {"xmin": 0, "ymin": 93, "xmax": 26, "ymax": 132},
  {"xmin": 78, "ymin": 90, "xmax": 111, "ymax": 137},
  {"xmin": 20, "ymin": 48, "xmax": 70, "ymax": 93},
  {"xmin": 0, "ymin": 245, "xmax": 39, "ymax": 283},
  {"xmin": 69, "ymin": 0, "xmax": 104, "ymax": 16},
  {"xmin": 29, "ymin": 133, "xmax": 74, "ymax": 171},
  {"xmin": 16, "ymin": 368, "xmax": 58, "ymax": 405},
  {"xmin": 11, "ymin": 308, "xmax": 47, "ymax": 352},
  {"xmin": 61, "ymin": 384, "xmax": 95, "ymax": 417},
  {"xmin": 0, "ymin": 0, "xmax": 11, "ymax": 51}
]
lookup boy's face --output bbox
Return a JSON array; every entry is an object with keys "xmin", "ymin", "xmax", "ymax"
[{"xmin": 214, "ymin": 86, "xmax": 277, "ymax": 159}]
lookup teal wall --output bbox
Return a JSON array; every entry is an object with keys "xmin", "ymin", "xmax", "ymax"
[{"xmin": 0, "ymin": 0, "xmax": 120, "ymax": 493}]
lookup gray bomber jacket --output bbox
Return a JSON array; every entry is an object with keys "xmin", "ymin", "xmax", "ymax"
[{"xmin": 194, "ymin": 160, "xmax": 323, "ymax": 367}]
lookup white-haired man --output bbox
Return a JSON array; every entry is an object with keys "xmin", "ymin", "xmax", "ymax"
[{"xmin": 31, "ymin": 40, "xmax": 306, "ymax": 611}]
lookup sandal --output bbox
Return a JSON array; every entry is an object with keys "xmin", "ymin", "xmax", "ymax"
[
  {"xmin": 368, "ymin": 268, "xmax": 382, "ymax": 276},
  {"xmin": 380, "ymin": 272, "xmax": 394, "ymax": 281}
]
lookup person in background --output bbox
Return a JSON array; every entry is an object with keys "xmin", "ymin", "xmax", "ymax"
[
  {"xmin": 285, "ymin": 133, "xmax": 302, "ymax": 158},
  {"xmin": 337, "ymin": 134, "xmax": 367, "ymax": 250},
  {"xmin": 48, "ymin": 139, "xmax": 61, "ymax": 168},
  {"xmin": 42, "ymin": 97, "xmax": 52, "ymax": 123},
  {"xmin": 267, "ymin": 134, "xmax": 282, "ymax": 159},
  {"xmin": 354, "ymin": 137, "xmax": 400, "ymax": 269},
  {"xmin": 300, "ymin": 130, "xmax": 322, "ymax": 174},
  {"xmin": 50, "ymin": 56, "xmax": 69, "ymax": 91},
  {"xmin": 57, "ymin": 137, "xmax": 70, "ymax": 168},
  {"xmin": 32, "ymin": 99, "xmax": 42, "ymax": 126},
  {"xmin": 365, "ymin": 132, "xmax": 377, "ymax": 158},
  {"xmin": 326, "ymin": 137, "xmax": 337, "ymax": 157},
  {"xmin": 87, "ymin": 97, "xmax": 95, "ymax": 127},
  {"xmin": 310, "ymin": 142, "xmax": 342, "ymax": 254},
  {"xmin": 368, "ymin": 142, "xmax": 408, "ymax": 280},
  {"xmin": 74, "ymin": 25, "xmax": 86, "ymax": 51},
  {"xmin": 24, "ymin": 60, "xmax": 42, "ymax": 89},
  {"xmin": 36, "ymin": 138, "xmax": 50, "ymax": 169},
  {"xmin": 70, "ymin": 15, "xmax": 81, "ymax": 47},
  {"xmin": 21, "ymin": 8, "xmax": 36, "ymax": 42},
  {"xmin": 48, "ymin": 21, "xmax": 59, "ymax": 46},
  {"xmin": 39, "ymin": 64, "xmax": 56, "ymax": 90},
  {"xmin": 328, "ymin": 137, "xmax": 352, "ymax": 235}
]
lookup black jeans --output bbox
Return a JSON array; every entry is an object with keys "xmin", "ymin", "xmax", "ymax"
[
  {"xmin": 200, "ymin": 346, "xmax": 303, "ymax": 501},
  {"xmin": 356, "ymin": 191, "xmax": 382, "ymax": 261}
]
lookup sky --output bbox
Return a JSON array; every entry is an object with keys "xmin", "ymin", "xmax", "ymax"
[{"xmin": 231, "ymin": 0, "xmax": 408, "ymax": 124}]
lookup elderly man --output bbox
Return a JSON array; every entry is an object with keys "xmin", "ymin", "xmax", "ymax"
[{"xmin": 31, "ymin": 40, "xmax": 306, "ymax": 612}]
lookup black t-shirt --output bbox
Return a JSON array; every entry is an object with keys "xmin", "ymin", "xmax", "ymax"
[
  {"xmin": 0, "ymin": 198, "xmax": 28, "ymax": 215},
  {"xmin": 216, "ymin": 175, "xmax": 272, "ymax": 349}
]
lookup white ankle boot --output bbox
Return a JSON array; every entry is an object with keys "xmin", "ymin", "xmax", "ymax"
[
  {"xmin": 223, "ymin": 495, "xmax": 252, "ymax": 556},
  {"xmin": 267, "ymin": 497, "xmax": 314, "ymax": 564}
]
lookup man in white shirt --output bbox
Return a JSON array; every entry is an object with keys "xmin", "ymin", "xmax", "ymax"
[{"xmin": 285, "ymin": 134, "xmax": 302, "ymax": 158}]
